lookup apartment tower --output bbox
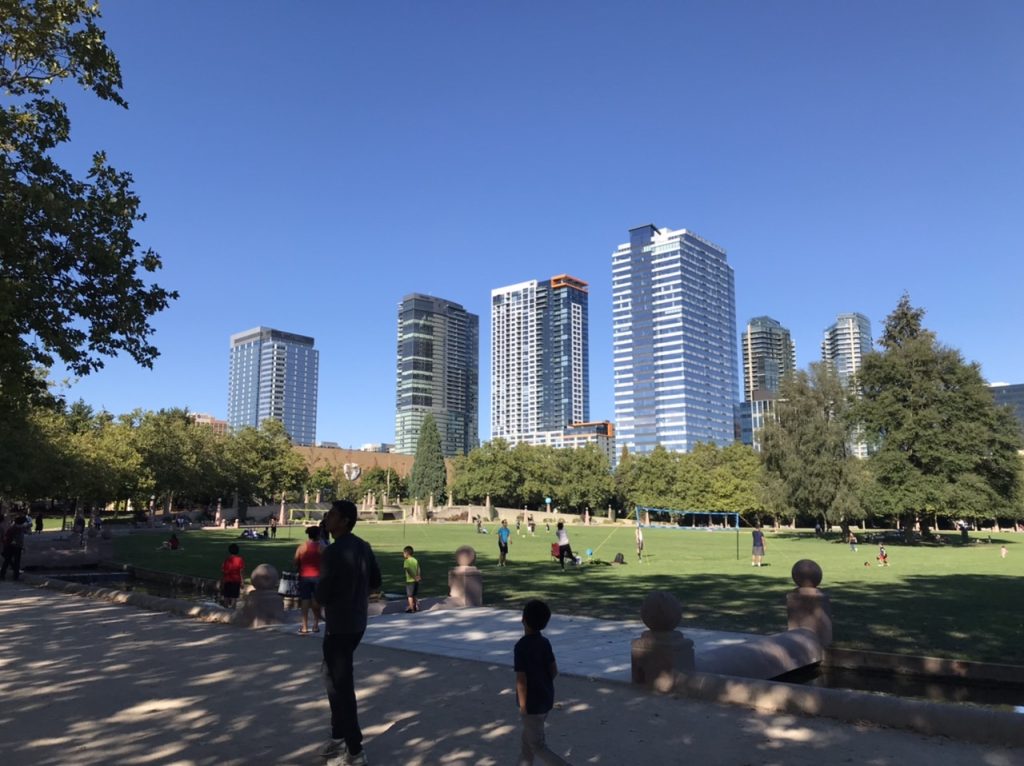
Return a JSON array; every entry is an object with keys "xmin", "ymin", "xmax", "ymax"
[
  {"xmin": 394, "ymin": 294, "xmax": 479, "ymax": 457},
  {"xmin": 612, "ymin": 224, "xmax": 738, "ymax": 454}
]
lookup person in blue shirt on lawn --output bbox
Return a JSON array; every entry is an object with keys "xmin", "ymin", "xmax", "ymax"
[{"xmin": 498, "ymin": 519, "xmax": 511, "ymax": 567}]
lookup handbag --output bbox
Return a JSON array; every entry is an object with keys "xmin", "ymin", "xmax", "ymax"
[{"xmin": 278, "ymin": 571, "xmax": 300, "ymax": 597}]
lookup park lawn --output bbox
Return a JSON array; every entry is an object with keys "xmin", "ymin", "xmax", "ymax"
[{"xmin": 113, "ymin": 523, "xmax": 1024, "ymax": 666}]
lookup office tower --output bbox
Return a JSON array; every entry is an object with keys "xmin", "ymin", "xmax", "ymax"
[
  {"xmin": 739, "ymin": 317, "xmax": 796, "ymax": 449},
  {"xmin": 821, "ymin": 313, "xmax": 872, "ymax": 388},
  {"xmin": 227, "ymin": 327, "xmax": 318, "ymax": 446},
  {"xmin": 190, "ymin": 413, "xmax": 229, "ymax": 437},
  {"xmin": 989, "ymin": 383, "xmax": 1024, "ymax": 438},
  {"xmin": 821, "ymin": 312, "xmax": 873, "ymax": 458},
  {"xmin": 742, "ymin": 317, "xmax": 796, "ymax": 401},
  {"xmin": 613, "ymin": 225, "xmax": 738, "ymax": 454},
  {"xmin": 491, "ymin": 275, "xmax": 590, "ymax": 444},
  {"xmin": 394, "ymin": 294, "xmax": 479, "ymax": 457}
]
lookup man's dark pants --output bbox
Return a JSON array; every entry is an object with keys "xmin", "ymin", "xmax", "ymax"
[
  {"xmin": 323, "ymin": 631, "xmax": 366, "ymax": 755},
  {"xmin": 0, "ymin": 545, "xmax": 23, "ymax": 580}
]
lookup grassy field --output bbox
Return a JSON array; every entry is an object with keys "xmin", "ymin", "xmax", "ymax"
[{"xmin": 112, "ymin": 522, "xmax": 1024, "ymax": 665}]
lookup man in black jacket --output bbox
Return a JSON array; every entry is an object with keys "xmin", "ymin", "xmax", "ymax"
[{"xmin": 315, "ymin": 500, "xmax": 382, "ymax": 766}]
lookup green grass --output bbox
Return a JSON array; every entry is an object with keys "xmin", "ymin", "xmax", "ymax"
[{"xmin": 112, "ymin": 523, "xmax": 1024, "ymax": 665}]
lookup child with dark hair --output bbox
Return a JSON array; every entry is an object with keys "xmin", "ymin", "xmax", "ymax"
[
  {"xmin": 220, "ymin": 543, "xmax": 245, "ymax": 608},
  {"xmin": 402, "ymin": 545, "xmax": 421, "ymax": 613},
  {"xmin": 514, "ymin": 600, "xmax": 570, "ymax": 765}
]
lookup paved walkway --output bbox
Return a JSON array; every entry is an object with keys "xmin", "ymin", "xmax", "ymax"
[{"xmin": 0, "ymin": 582, "xmax": 1021, "ymax": 765}]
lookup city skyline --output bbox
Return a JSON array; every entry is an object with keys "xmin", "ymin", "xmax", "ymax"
[{"xmin": 52, "ymin": 3, "xmax": 1024, "ymax": 448}]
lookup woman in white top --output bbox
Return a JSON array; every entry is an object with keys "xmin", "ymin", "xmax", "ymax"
[{"xmin": 556, "ymin": 522, "xmax": 574, "ymax": 570}]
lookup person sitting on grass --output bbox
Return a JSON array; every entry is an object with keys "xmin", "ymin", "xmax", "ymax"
[
  {"xmin": 877, "ymin": 544, "xmax": 889, "ymax": 566},
  {"xmin": 158, "ymin": 533, "xmax": 181, "ymax": 551}
]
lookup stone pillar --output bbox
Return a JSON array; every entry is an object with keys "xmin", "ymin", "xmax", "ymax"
[
  {"xmin": 448, "ymin": 545, "xmax": 483, "ymax": 607},
  {"xmin": 631, "ymin": 591, "xmax": 694, "ymax": 690},
  {"xmin": 786, "ymin": 559, "xmax": 833, "ymax": 647},
  {"xmin": 230, "ymin": 564, "xmax": 286, "ymax": 627}
]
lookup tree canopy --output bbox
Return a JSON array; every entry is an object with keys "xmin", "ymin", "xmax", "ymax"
[
  {"xmin": 407, "ymin": 414, "xmax": 447, "ymax": 503},
  {"xmin": 1, "ymin": 0, "xmax": 176, "ymax": 408},
  {"xmin": 853, "ymin": 296, "xmax": 1023, "ymax": 526}
]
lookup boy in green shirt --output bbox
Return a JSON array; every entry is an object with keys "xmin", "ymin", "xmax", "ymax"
[{"xmin": 403, "ymin": 545, "xmax": 421, "ymax": 613}]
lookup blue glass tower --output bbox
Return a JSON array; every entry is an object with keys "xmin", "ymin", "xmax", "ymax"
[
  {"xmin": 612, "ymin": 225, "xmax": 738, "ymax": 454},
  {"xmin": 227, "ymin": 327, "xmax": 319, "ymax": 445}
]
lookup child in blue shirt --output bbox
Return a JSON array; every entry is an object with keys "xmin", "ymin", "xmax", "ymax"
[{"xmin": 514, "ymin": 600, "xmax": 569, "ymax": 765}]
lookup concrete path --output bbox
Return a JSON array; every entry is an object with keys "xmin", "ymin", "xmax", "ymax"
[{"xmin": 0, "ymin": 582, "xmax": 1021, "ymax": 766}]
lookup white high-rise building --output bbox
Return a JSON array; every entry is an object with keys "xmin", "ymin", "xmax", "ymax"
[
  {"xmin": 491, "ymin": 275, "xmax": 589, "ymax": 445},
  {"xmin": 821, "ymin": 312, "xmax": 873, "ymax": 458},
  {"xmin": 613, "ymin": 224, "xmax": 738, "ymax": 454}
]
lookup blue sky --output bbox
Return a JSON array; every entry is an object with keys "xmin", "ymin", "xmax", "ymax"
[{"xmin": 56, "ymin": 1, "xmax": 1024, "ymax": 447}]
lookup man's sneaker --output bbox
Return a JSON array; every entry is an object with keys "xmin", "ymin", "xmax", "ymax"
[
  {"xmin": 327, "ymin": 751, "xmax": 368, "ymax": 766},
  {"xmin": 319, "ymin": 739, "xmax": 344, "ymax": 759}
]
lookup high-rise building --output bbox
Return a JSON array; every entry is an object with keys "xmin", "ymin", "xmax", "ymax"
[
  {"xmin": 394, "ymin": 294, "xmax": 479, "ymax": 457},
  {"xmin": 491, "ymin": 275, "xmax": 589, "ymax": 444},
  {"xmin": 613, "ymin": 225, "xmax": 738, "ymax": 454},
  {"xmin": 742, "ymin": 317, "xmax": 796, "ymax": 401},
  {"xmin": 738, "ymin": 316, "xmax": 796, "ymax": 449},
  {"xmin": 989, "ymin": 383, "xmax": 1024, "ymax": 438},
  {"xmin": 227, "ymin": 327, "xmax": 318, "ymax": 445},
  {"xmin": 821, "ymin": 313, "xmax": 872, "ymax": 388},
  {"xmin": 821, "ymin": 312, "xmax": 873, "ymax": 458}
]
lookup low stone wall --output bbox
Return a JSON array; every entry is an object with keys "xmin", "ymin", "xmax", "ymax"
[
  {"xmin": 662, "ymin": 667, "xmax": 1024, "ymax": 748},
  {"xmin": 20, "ymin": 572, "xmax": 233, "ymax": 624}
]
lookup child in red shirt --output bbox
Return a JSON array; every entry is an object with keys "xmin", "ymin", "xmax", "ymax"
[{"xmin": 221, "ymin": 543, "xmax": 245, "ymax": 608}]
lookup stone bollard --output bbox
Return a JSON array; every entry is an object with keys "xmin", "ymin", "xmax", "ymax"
[
  {"xmin": 448, "ymin": 545, "xmax": 483, "ymax": 607},
  {"xmin": 787, "ymin": 559, "xmax": 832, "ymax": 646},
  {"xmin": 631, "ymin": 591, "xmax": 694, "ymax": 690},
  {"xmin": 230, "ymin": 564, "xmax": 286, "ymax": 627}
]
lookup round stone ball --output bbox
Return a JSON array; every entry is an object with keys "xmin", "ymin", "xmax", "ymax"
[
  {"xmin": 250, "ymin": 563, "xmax": 280, "ymax": 590},
  {"xmin": 791, "ymin": 559, "xmax": 823, "ymax": 588},
  {"xmin": 640, "ymin": 591, "xmax": 682, "ymax": 632},
  {"xmin": 455, "ymin": 545, "xmax": 477, "ymax": 567}
]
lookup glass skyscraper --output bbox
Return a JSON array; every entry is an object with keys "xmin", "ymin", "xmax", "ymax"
[
  {"xmin": 227, "ymin": 327, "xmax": 318, "ymax": 445},
  {"xmin": 394, "ymin": 294, "xmax": 479, "ymax": 457},
  {"xmin": 491, "ymin": 275, "xmax": 589, "ymax": 444},
  {"xmin": 739, "ymin": 316, "xmax": 796, "ymax": 450},
  {"xmin": 612, "ymin": 224, "xmax": 738, "ymax": 454}
]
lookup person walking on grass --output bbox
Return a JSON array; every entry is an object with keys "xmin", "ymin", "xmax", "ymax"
[
  {"xmin": 555, "ymin": 522, "xmax": 574, "ymax": 570},
  {"xmin": 498, "ymin": 519, "xmax": 511, "ymax": 567},
  {"xmin": 294, "ymin": 526, "xmax": 323, "ymax": 634},
  {"xmin": 515, "ymin": 599, "xmax": 571, "ymax": 766},
  {"xmin": 751, "ymin": 526, "xmax": 766, "ymax": 567},
  {"xmin": 403, "ymin": 546, "xmax": 421, "ymax": 613},
  {"xmin": 635, "ymin": 524, "xmax": 644, "ymax": 562},
  {"xmin": 316, "ymin": 500, "xmax": 382, "ymax": 766},
  {"xmin": 220, "ymin": 543, "xmax": 245, "ymax": 608}
]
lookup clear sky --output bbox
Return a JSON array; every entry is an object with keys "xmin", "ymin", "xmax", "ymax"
[{"xmin": 55, "ymin": 1, "xmax": 1024, "ymax": 447}]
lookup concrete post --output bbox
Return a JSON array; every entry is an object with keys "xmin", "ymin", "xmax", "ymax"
[
  {"xmin": 786, "ymin": 559, "xmax": 833, "ymax": 647},
  {"xmin": 631, "ymin": 591, "xmax": 694, "ymax": 690}
]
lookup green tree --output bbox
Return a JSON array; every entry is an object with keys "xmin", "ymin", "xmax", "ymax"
[
  {"xmin": 450, "ymin": 439, "xmax": 519, "ymax": 506},
  {"xmin": 357, "ymin": 466, "xmax": 406, "ymax": 505},
  {"xmin": 854, "ymin": 295, "xmax": 1023, "ymax": 535},
  {"xmin": 555, "ymin": 444, "xmax": 614, "ymax": 513},
  {"xmin": 760, "ymin": 363, "xmax": 860, "ymax": 532},
  {"xmin": 407, "ymin": 414, "xmax": 447, "ymax": 504},
  {"xmin": 306, "ymin": 465, "xmax": 337, "ymax": 503},
  {"xmin": 0, "ymin": 0, "xmax": 176, "ymax": 408},
  {"xmin": 225, "ymin": 419, "xmax": 306, "ymax": 520},
  {"xmin": 627, "ymin": 446, "xmax": 680, "ymax": 510}
]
